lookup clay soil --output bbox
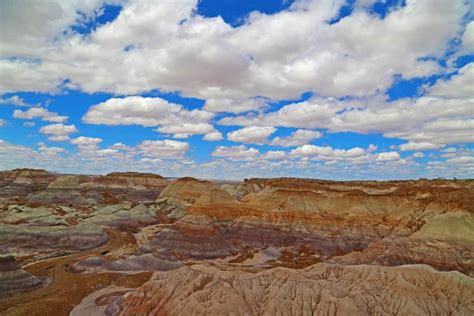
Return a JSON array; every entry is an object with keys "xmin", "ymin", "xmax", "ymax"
[{"xmin": 0, "ymin": 228, "xmax": 151, "ymax": 316}]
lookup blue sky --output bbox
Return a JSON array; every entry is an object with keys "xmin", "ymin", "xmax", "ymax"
[{"xmin": 0, "ymin": 0, "xmax": 473, "ymax": 180}]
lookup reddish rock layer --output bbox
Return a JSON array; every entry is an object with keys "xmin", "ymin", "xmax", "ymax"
[
  {"xmin": 1, "ymin": 173, "xmax": 473, "ymax": 316},
  {"xmin": 142, "ymin": 177, "xmax": 474, "ymax": 274}
]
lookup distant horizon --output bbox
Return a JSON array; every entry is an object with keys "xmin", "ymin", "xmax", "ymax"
[
  {"xmin": 2, "ymin": 167, "xmax": 472, "ymax": 183},
  {"xmin": 1, "ymin": 1, "xmax": 473, "ymax": 180}
]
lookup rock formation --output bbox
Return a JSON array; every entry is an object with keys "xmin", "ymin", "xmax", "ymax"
[
  {"xmin": 0, "ymin": 169, "xmax": 57, "ymax": 200},
  {"xmin": 0, "ymin": 171, "xmax": 473, "ymax": 315},
  {"xmin": 135, "ymin": 177, "xmax": 473, "ymax": 274},
  {"xmin": 0, "ymin": 223, "xmax": 109, "ymax": 259},
  {"xmin": 155, "ymin": 177, "xmax": 218, "ymax": 219},
  {"xmin": 27, "ymin": 172, "xmax": 168, "ymax": 206},
  {"xmin": 118, "ymin": 263, "xmax": 474, "ymax": 316},
  {"xmin": 0, "ymin": 255, "xmax": 46, "ymax": 297}
]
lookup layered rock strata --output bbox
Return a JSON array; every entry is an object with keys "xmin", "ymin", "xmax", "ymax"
[
  {"xmin": 117, "ymin": 263, "xmax": 474, "ymax": 315},
  {"xmin": 140, "ymin": 177, "xmax": 473, "ymax": 275},
  {"xmin": 0, "ymin": 171, "xmax": 473, "ymax": 315},
  {"xmin": 27, "ymin": 172, "xmax": 168, "ymax": 206},
  {"xmin": 0, "ymin": 256, "xmax": 46, "ymax": 297}
]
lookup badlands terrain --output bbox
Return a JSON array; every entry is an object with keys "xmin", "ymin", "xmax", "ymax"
[{"xmin": 0, "ymin": 168, "xmax": 473, "ymax": 315}]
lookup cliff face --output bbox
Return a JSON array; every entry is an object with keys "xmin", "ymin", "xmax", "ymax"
[{"xmin": 141, "ymin": 177, "xmax": 473, "ymax": 274}]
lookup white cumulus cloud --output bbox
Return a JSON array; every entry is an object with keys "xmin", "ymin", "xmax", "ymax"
[
  {"xmin": 271, "ymin": 129, "xmax": 322, "ymax": 147},
  {"xmin": 14, "ymin": 107, "xmax": 68, "ymax": 123},
  {"xmin": 376, "ymin": 151, "xmax": 400, "ymax": 162},
  {"xmin": 212, "ymin": 145, "xmax": 260, "ymax": 160},
  {"xmin": 227, "ymin": 126, "xmax": 277, "ymax": 145},
  {"xmin": 138, "ymin": 139, "xmax": 189, "ymax": 159},
  {"xmin": 83, "ymin": 96, "xmax": 214, "ymax": 127},
  {"xmin": 39, "ymin": 123, "xmax": 78, "ymax": 141}
]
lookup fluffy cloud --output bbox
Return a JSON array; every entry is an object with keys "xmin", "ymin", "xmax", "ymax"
[
  {"xmin": 0, "ymin": 95, "xmax": 29, "ymax": 106},
  {"xmin": 83, "ymin": 96, "xmax": 213, "ymax": 127},
  {"xmin": 212, "ymin": 145, "xmax": 260, "ymax": 160},
  {"xmin": 0, "ymin": 0, "xmax": 469, "ymax": 100},
  {"xmin": 0, "ymin": 60, "xmax": 64, "ymax": 94},
  {"xmin": 70, "ymin": 136, "xmax": 105, "ymax": 159},
  {"xmin": 39, "ymin": 123, "xmax": 78, "ymax": 141},
  {"xmin": 460, "ymin": 21, "xmax": 474, "ymax": 54},
  {"xmin": 428, "ymin": 63, "xmax": 474, "ymax": 98},
  {"xmin": 287, "ymin": 144, "xmax": 394, "ymax": 164},
  {"xmin": 0, "ymin": 0, "xmax": 104, "ymax": 58},
  {"xmin": 203, "ymin": 97, "xmax": 269, "ymax": 113},
  {"xmin": 84, "ymin": 97, "xmax": 223, "ymax": 141},
  {"xmin": 0, "ymin": 139, "xmax": 36, "ymax": 158},
  {"xmin": 290, "ymin": 144, "xmax": 372, "ymax": 161},
  {"xmin": 447, "ymin": 156, "xmax": 474, "ymax": 165},
  {"xmin": 227, "ymin": 126, "xmax": 276, "ymax": 144},
  {"xmin": 156, "ymin": 123, "xmax": 216, "ymax": 139},
  {"xmin": 203, "ymin": 131, "xmax": 223, "ymax": 141},
  {"xmin": 212, "ymin": 146, "xmax": 288, "ymax": 161},
  {"xmin": 137, "ymin": 139, "xmax": 189, "ymax": 159},
  {"xmin": 263, "ymin": 150, "xmax": 286, "ymax": 160},
  {"xmin": 427, "ymin": 150, "xmax": 474, "ymax": 177},
  {"xmin": 219, "ymin": 97, "xmax": 343, "ymax": 129},
  {"xmin": 271, "ymin": 129, "xmax": 322, "ymax": 147},
  {"xmin": 222, "ymin": 95, "xmax": 474, "ymax": 147},
  {"xmin": 212, "ymin": 143, "xmax": 402, "ymax": 165},
  {"xmin": 109, "ymin": 142, "xmax": 134, "ymax": 151},
  {"xmin": 38, "ymin": 142, "xmax": 65, "ymax": 155},
  {"xmin": 13, "ymin": 107, "xmax": 68, "ymax": 123},
  {"xmin": 0, "ymin": 137, "xmax": 472, "ymax": 180},
  {"xmin": 0, "ymin": 119, "xmax": 5, "ymax": 127},
  {"xmin": 376, "ymin": 151, "xmax": 400, "ymax": 162},
  {"xmin": 399, "ymin": 142, "xmax": 443, "ymax": 151},
  {"xmin": 1, "ymin": 0, "xmax": 472, "ymax": 180},
  {"xmin": 331, "ymin": 96, "xmax": 474, "ymax": 147},
  {"xmin": 0, "ymin": 139, "xmax": 77, "ymax": 173},
  {"xmin": 0, "ymin": 0, "xmax": 108, "ymax": 93},
  {"xmin": 70, "ymin": 136, "xmax": 103, "ymax": 146}
]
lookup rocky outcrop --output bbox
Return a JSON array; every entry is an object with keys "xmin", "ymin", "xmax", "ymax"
[
  {"xmin": 103, "ymin": 172, "xmax": 168, "ymax": 186},
  {"xmin": 138, "ymin": 178, "xmax": 474, "ymax": 273},
  {"xmin": 330, "ymin": 236, "xmax": 474, "ymax": 276},
  {"xmin": 139, "ymin": 215, "xmax": 237, "ymax": 260},
  {"xmin": 70, "ymin": 254, "xmax": 182, "ymax": 274},
  {"xmin": 158, "ymin": 177, "xmax": 216, "ymax": 204},
  {"xmin": 84, "ymin": 204, "xmax": 159, "ymax": 228},
  {"xmin": 70, "ymin": 286, "xmax": 131, "ymax": 316},
  {"xmin": 0, "ymin": 255, "xmax": 46, "ymax": 297},
  {"xmin": 118, "ymin": 263, "xmax": 474, "ymax": 315},
  {"xmin": 0, "ymin": 168, "xmax": 57, "ymax": 200},
  {"xmin": 0, "ymin": 224, "xmax": 108, "ymax": 258},
  {"xmin": 26, "ymin": 172, "xmax": 168, "ymax": 206},
  {"xmin": 0, "ymin": 203, "xmax": 159, "ymax": 228},
  {"xmin": 0, "ymin": 204, "xmax": 74, "ymax": 226},
  {"xmin": 155, "ymin": 177, "xmax": 218, "ymax": 219}
]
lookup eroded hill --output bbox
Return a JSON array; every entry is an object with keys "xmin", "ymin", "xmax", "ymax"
[{"xmin": 0, "ymin": 169, "xmax": 472, "ymax": 315}]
